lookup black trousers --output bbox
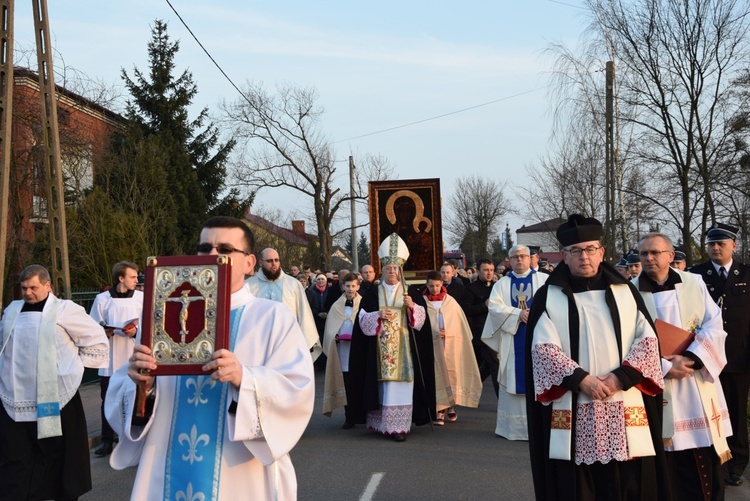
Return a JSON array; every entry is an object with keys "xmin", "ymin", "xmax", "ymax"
[
  {"xmin": 719, "ymin": 370, "xmax": 750, "ymax": 477},
  {"xmin": 0, "ymin": 391, "xmax": 91, "ymax": 501},
  {"xmin": 343, "ymin": 371, "xmax": 355, "ymax": 423},
  {"xmin": 665, "ymin": 447, "xmax": 724, "ymax": 501},
  {"xmin": 99, "ymin": 376, "xmax": 115, "ymax": 443}
]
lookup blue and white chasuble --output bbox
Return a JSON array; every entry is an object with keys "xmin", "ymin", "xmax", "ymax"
[
  {"xmin": 164, "ymin": 307, "xmax": 243, "ymax": 501},
  {"xmin": 509, "ymin": 270, "xmax": 535, "ymax": 395}
]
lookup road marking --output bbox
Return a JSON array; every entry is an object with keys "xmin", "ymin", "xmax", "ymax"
[{"xmin": 359, "ymin": 472, "xmax": 385, "ymax": 501}]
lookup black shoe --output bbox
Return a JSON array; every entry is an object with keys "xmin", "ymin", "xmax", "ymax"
[
  {"xmin": 392, "ymin": 433, "xmax": 406, "ymax": 442},
  {"xmin": 342, "ymin": 421, "xmax": 355, "ymax": 429},
  {"xmin": 94, "ymin": 441, "xmax": 113, "ymax": 456},
  {"xmin": 725, "ymin": 474, "xmax": 743, "ymax": 486}
]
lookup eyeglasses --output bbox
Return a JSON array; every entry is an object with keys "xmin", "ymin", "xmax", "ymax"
[
  {"xmin": 197, "ymin": 243, "xmax": 250, "ymax": 255},
  {"xmin": 263, "ymin": 258, "xmax": 280, "ymax": 264},
  {"xmin": 564, "ymin": 246, "xmax": 602, "ymax": 257},
  {"xmin": 638, "ymin": 250, "xmax": 671, "ymax": 258},
  {"xmin": 510, "ymin": 254, "xmax": 529, "ymax": 260}
]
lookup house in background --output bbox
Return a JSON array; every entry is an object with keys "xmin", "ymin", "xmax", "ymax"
[
  {"xmin": 243, "ymin": 208, "xmax": 352, "ymax": 273},
  {"xmin": 516, "ymin": 217, "xmax": 566, "ymax": 267},
  {"xmin": 3, "ymin": 67, "xmax": 124, "ymax": 295}
]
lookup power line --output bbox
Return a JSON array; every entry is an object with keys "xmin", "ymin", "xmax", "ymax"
[
  {"xmin": 164, "ymin": 0, "xmax": 548, "ymax": 147},
  {"xmin": 547, "ymin": 0, "xmax": 587, "ymax": 9},
  {"xmin": 334, "ymin": 86, "xmax": 547, "ymax": 143},
  {"xmin": 164, "ymin": 0, "xmax": 252, "ymax": 107}
]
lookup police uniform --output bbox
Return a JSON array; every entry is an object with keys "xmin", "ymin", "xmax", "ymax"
[
  {"xmin": 691, "ymin": 223, "xmax": 750, "ymax": 485},
  {"xmin": 529, "ymin": 246, "xmax": 550, "ymax": 275}
]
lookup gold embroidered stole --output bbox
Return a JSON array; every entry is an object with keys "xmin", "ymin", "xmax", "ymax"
[{"xmin": 377, "ymin": 284, "xmax": 414, "ymax": 382}]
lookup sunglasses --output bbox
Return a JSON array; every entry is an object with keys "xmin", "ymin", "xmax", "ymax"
[{"xmin": 197, "ymin": 243, "xmax": 250, "ymax": 255}]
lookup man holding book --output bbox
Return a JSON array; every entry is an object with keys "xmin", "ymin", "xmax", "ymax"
[
  {"xmin": 89, "ymin": 261, "xmax": 143, "ymax": 456},
  {"xmin": 634, "ymin": 232, "xmax": 731, "ymax": 501}
]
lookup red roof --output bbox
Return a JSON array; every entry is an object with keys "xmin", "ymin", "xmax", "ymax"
[{"xmin": 243, "ymin": 210, "xmax": 314, "ymax": 247}]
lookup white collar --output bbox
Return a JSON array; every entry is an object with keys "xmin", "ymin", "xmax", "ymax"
[{"xmin": 712, "ymin": 260, "xmax": 733, "ymax": 274}]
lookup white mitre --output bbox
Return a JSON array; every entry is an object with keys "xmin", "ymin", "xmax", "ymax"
[{"xmin": 377, "ymin": 233, "xmax": 409, "ymax": 267}]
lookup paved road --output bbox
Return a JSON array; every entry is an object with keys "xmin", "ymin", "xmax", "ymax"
[{"xmin": 80, "ymin": 373, "xmax": 750, "ymax": 500}]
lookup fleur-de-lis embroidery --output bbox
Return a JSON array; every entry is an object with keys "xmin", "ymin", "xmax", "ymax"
[
  {"xmin": 175, "ymin": 482, "xmax": 205, "ymax": 501},
  {"xmin": 185, "ymin": 376, "xmax": 215, "ymax": 407},
  {"xmin": 178, "ymin": 424, "xmax": 210, "ymax": 464}
]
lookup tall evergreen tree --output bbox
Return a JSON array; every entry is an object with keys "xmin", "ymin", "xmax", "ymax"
[{"xmin": 113, "ymin": 19, "xmax": 236, "ymax": 251}]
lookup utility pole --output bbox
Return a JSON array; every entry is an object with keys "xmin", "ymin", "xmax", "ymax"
[
  {"xmin": 0, "ymin": 0, "xmax": 14, "ymax": 306},
  {"xmin": 349, "ymin": 155, "xmax": 358, "ymax": 271},
  {"xmin": 604, "ymin": 60, "xmax": 616, "ymax": 261},
  {"xmin": 0, "ymin": 0, "xmax": 69, "ymax": 304}
]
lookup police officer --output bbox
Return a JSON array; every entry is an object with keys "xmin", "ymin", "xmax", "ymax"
[
  {"xmin": 625, "ymin": 248, "xmax": 642, "ymax": 278},
  {"xmin": 671, "ymin": 247, "xmax": 687, "ymax": 270},
  {"xmin": 691, "ymin": 223, "xmax": 750, "ymax": 487}
]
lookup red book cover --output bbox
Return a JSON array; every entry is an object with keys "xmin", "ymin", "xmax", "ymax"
[
  {"xmin": 140, "ymin": 255, "xmax": 232, "ymax": 375},
  {"xmin": 655, "ymin": 319, "xmax": 695, "ymax": 356}
]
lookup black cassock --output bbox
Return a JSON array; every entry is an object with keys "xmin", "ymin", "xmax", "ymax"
[{"xmin": 524, "ymin": 262, "xmax": 671, "ymax": 501}]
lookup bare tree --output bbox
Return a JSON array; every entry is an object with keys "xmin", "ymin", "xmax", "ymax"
[
  {"xmin": 222, "ymin": 83, "xmax": 393, "ymax": 269},
  {"xmin": 444, "ymin": 175, "xmax": 511, "ymax": 265},
  {"xmin": 586, "ymin": 0, "xmax": 750, "ymax": 262}
]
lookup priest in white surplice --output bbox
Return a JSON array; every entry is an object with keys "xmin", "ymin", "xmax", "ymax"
[
  {"xmin": 106, "ymin": 217, "xmax": 315, "ymax": 500},
  {"xmin": 246, "ymin": 247, "xmax": 322, "ymax": 360},
  {"xmin": 89, "ymin": 261, "xmax": 143, "ymax": 456},
  {"xmin": 634, "ymin": 233, "xmax": 731, "ymax": 501},
  {"xmin": 0, "ymin": 264, "xmax": 109, "ymax": 500},
  {"xmin": 526, "ymin": 214, "xmax": 670, "ymax": 501},
  {"xmin": 482, "ymin": 244, "xmax": 547, "ymax": 440}
]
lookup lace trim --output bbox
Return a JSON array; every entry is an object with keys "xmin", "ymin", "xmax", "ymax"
[
  {"xmin": 697, "ymin": 333, "xmax": 723, "ymax": 371},
  {"xmin": 0, "ymin": 389, "xmax": 75, "ymax": 417},
  {"xmin": 79, "ymin": 346, "xmax": 109, "ymax": 362},
  {"xmin": 574, "ymin": 401, "xmax": 630, "ymax": 465},
  {"xmin": 532, "ymin": 343, "xmax": 578, "ymax": 397},
  {"xmin": 359, "ymin": 311, "xmax": 381, "ymax": 337},
  {"xmin": 674, "ymin": 408, "xmax": 730, "ymax": 432},
  {"xmin": 623, "ymin": 337, "xmax": 664, "ymax": 389},
  {"xmin": 367, "ymin": 404, "xmax": 412, "ymax": 434}
]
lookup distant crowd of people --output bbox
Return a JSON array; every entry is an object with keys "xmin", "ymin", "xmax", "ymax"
[{"xmin": 1, "ymin": 215, "xmax": 748, "ymax": 501}]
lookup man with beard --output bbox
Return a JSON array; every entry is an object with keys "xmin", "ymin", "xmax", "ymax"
[
  {"xmin": 482, "ymin": 245, "xmax": 548, "ymax": 440},
  {"xmin": 246, "ymin": 248, "xmax": 321, "ymax": 360},
  {"xmin": 348, "ymin": 234, "xmax": 435, "ymax": 442},
  {"xmin": 461, "ymin": 258, "xmax": 498, "ymax": 395},
  {"xmin": 526, "ymin": 215, "xmax": 669, "ymax": 501},
  {"xmin": 0, "ymin": 265, "xmax": 109, "ymax": 500},
  {"xmin": 690, "ymin": 223, "xmax": 750, "ymax": 487},
  {"xmin": 635, "ymin": 232, "xmax": 731, "ymax": 500}
]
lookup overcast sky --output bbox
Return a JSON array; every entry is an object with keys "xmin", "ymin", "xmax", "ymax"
[{"xmin": 14, "ymin": 0, "xmax": 591, "ymax": 246}]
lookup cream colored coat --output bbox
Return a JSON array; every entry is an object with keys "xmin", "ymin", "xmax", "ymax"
[{"xmin": 424, "ymin": 294, "xmax": 482, "ymax": 410}]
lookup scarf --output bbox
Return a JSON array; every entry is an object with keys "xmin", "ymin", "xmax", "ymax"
[{"xmin": 423, "ymin": 285, "xmax": 447, "ymax": 302}]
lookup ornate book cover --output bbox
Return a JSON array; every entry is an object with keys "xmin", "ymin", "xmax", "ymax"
[{"xmin": 140, "ymin": 255, "xmax": 232, "ymax": 375}]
